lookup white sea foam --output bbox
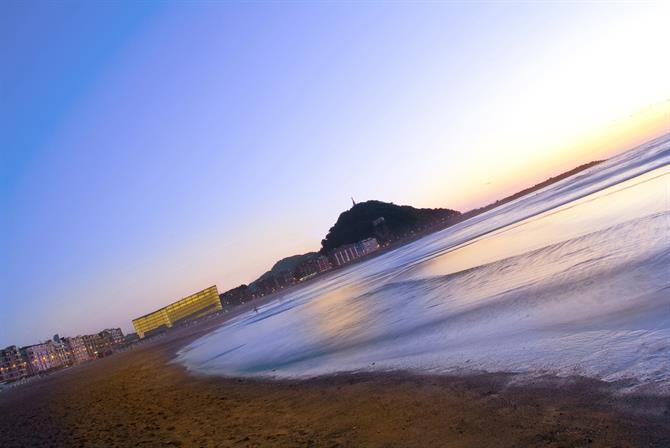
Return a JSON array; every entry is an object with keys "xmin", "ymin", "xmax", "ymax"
[{"xmin": 177, "ymin": 134, "xmax": 670, "ymax": 393}]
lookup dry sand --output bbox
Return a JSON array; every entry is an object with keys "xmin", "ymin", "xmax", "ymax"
[{"xmin": 1, "ymin": 317, "xmax": 669, "ymax": 448}]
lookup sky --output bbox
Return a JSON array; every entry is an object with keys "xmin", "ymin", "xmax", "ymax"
[{"xmin": 1, "ymin": 1, "xmax": 669, "ymax": 347}]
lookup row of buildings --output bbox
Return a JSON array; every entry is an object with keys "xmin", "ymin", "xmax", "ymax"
[
  {"xmin": 234, "ymin": 237, "xmax": 381, "ymax": 299},
  {"xmin": 0, "ymin": 328, "xmax": 126, "ymax": 384},
  {"xmin": 4, "ymin": 238, "xmax": 383, "ymax": 384},
  {"xmin": 329, "ymin": 237, "xmax": 380, "ymax": 268}
]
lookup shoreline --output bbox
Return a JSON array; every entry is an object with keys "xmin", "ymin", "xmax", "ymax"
[
  {"xmin": 2, "ymin": 315, "xmax": 669, "ymax": 447},
  {"xmin": 250, "ymin": 159, "xmax": 607, "ymax": 295},
  {"xmin": 175, "ymin": 321, "xmax": 670, "ymax": 398}
]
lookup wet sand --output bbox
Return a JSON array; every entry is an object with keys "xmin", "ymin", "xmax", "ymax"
[{"xmin": 1, "ymin": 321, "xmax": 669, "ymax": 448}]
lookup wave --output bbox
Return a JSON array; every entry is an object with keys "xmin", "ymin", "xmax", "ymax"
[{"xmin": 177, "ymin": 134, "xmax": 670, "ymax": 393}]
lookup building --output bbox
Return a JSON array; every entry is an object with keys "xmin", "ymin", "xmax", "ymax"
[
  {"xmin": 20, "ymin": 341, "xmax": 68, "ymax": 374},
  {"xmin": 356, "ymin": 237, "xmax": 380, "ymax": 255},
  {"xmin": 295, "ymin": 255, "xmax": 332, "ymax": 280},
  {"xmin": 100, "ymin": 328, "xmax": 125, "ymax": 347},
  {"xmin": 77, "ymin": 328, "xmax": 126, "ymax": 359},
  {"xmin": 80, "ymin": 333, "xmax": 109, "ymax": 358},
  {"xmin": 0, "ymin": 346, "xmax": 28, "ymax": 383},
  {"xmin": 330, "ymin": 244, "xmax": 362, "ymax": 267},
  {"xmin": 132, "ymin": 285, "xmax": 222, "ymax": 338},
  {"xmin": 62, "ymin": 336, "xmax": 93, "ymax": 365},
  {"xmin": 329, "ymin": 237, "xmax": 380, "ymax": 267}
]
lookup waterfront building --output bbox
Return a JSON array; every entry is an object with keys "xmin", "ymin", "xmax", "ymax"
[
  {"xmin": 356, "ymin": 237, "xmax": 380, "ymax": 255},
  {"xmin": 329, "ymin": 237, "xmax": 379, "ymax": 267},
  {"xmin": 0, "ymin": 346, "xmax": 28, "ymax": 383},
  {"xmin": 20, "ymin": 341, "xmax": 68, "ymax": 374},
  {"xmin": 82, "ymin": 333, "xmax": 113, "ymax": 358},
  {"xmin": 132, "ymin": 285, "xmax": 222, "ymax": 338},
  {"xmin": 330, "ymin": 243, "xmax": 361, "ymax": 267},
  {"xmin": 100, "ymin": 328, "xmax": 125, "ymax": 347},
  {"xmin": 62, "ymin": 336, "xmax": 93, "ymax": 365}
]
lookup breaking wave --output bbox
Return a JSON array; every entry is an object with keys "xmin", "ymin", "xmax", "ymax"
[{"xmin": 177, "ymin": 134, "xmax": 670, "ymax": 393}]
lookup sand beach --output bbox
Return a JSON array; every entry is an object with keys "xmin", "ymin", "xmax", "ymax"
[{"xmin": 1, "ymin": 317, "xmax": 668, "ymax": 448}]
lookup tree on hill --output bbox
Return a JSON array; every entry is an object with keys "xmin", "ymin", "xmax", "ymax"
[{"xmin": 320, "ymin": 200, "xmax": 459, "ymax": 253}]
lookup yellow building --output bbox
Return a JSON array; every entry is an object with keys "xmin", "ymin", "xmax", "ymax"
[{"xmin": 132, "ymin": 285, "xmax": 221, "ymax": 338}]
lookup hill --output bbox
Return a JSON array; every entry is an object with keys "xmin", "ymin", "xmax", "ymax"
[
  {"xmin": 320, "ymin": 200, "xmax": 460, "ymax": 254},
  {"xmin": 460, "ymin": 160, "xmax": 603, "ymax": 220},
  {"xmin": 253, "ymin": 252, "xmax": 318, "ymax": 283}
]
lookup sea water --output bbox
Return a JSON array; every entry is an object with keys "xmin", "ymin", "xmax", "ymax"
[{"xmin": 177, "ymin": 134, "xmax": 670, "ymax": 393}]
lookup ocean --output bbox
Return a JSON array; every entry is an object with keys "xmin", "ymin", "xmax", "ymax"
[{"xmin": 177, "ymin": 133, "xmax": 670, "ymax": 393}]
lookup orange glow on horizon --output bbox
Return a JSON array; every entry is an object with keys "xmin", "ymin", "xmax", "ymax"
[{"xmin": 449, "ymin": 100, "xmax": 670, "ymax": 212}]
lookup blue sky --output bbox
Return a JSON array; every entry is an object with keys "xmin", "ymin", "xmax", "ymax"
[{"xmin": 1, "ymin": 1, "xmax": 668, "ymax": 346}]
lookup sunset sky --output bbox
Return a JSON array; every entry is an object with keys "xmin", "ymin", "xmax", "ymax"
[{"xmin": 1, "ymin": 1, "xmax": 669, "ymax": 346}]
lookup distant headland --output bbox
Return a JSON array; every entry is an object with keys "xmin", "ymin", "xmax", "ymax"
[{"xmin": 220, "ymin": 159, "xmax": 603, "ymax": 308}]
